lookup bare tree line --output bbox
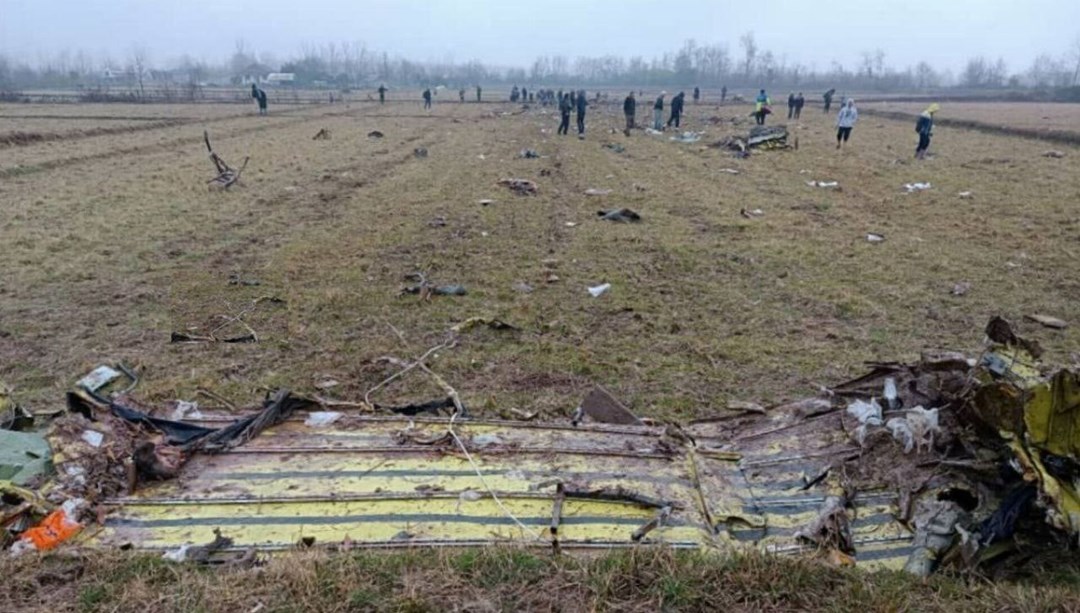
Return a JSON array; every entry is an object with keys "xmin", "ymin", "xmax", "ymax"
[{"xmin": 2, "ymin": 33, "xmax": 1079, "ymax": 96}]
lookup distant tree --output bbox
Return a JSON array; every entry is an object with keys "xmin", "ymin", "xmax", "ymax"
[
  {"xmin": 128, "ymin": 46, "xmax": 149, "ymax": 99},
  {"xmin": 913, "ymin": 61, "xmax": 940, "ymax": 89},
  {"xmin": 1071, "ymin": 34, "xmax": 1080, "ymax": 86},
  {"xmin": 739, "ymin": 31, "xmax": 757, "ymax": 80}
]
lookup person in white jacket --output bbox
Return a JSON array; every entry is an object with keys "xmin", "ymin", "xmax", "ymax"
[{"xmin": 835, "ymin": 99, "xmax": 858, "ymax": 149}]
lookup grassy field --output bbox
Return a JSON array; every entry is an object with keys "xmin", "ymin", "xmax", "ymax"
[
  {"xmin": 4, "ymin": 547, "xmax": 1080, "ymax": 612},
  {"xmin": 2, "ymin": 97, "xmax": 1079, "ymax": 420},
  {"xmin": 870, "ymin": 100, "xmax": 1080, "ymax": 134},
  {"xmin": 3, "ymin": 97, "xmax": 1080, "ymax": 609}
]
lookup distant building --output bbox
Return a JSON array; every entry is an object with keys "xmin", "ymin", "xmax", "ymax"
[{"xmin": 266, "ymin": 73, "xmax": 296, "ymax": 85}]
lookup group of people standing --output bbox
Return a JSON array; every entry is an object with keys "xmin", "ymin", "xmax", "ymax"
[{"xmin": 358, "ymin": 82, "xmax": 938, "ymax": 158}]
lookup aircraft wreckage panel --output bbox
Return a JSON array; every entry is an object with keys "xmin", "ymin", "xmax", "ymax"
[{"xmin": 82, "ymin": 415, "xmax": 913, "ymax": 567}]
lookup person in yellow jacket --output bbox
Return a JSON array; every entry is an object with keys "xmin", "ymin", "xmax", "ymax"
[{"xmin": 753, "ymin": 89, "xmax": 771, "ymax": 125}]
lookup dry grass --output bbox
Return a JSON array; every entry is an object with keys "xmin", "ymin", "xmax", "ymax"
[
  {"xmin": 1, "ymin": 98, "xmax": 1079, "ymax": 420},
  {"xmin": 2, "ymin": 547, "xmax": 1079, "ymax": 612},
  {"xmin": 3, "ymin": 96, "xmax": 1080, "ymax": 609},
  {"xmin": 872, "ymin": 101, "xmax": 1080, "ymax": 134}
]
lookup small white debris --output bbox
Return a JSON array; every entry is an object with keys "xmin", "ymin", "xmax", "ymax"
[
  {"xmin": 866, "ymin": 233, "xmax": 885, "ymax": 243},
  {"xmin": 304, "ymin": 411, "xmax": 343, "ymax": 427},
  {"xmin": 81, "ymin": 430, "xmax": 104, "ymax": 448},
  {"xmin": 587, "ymin": 283, "xmax": 611, "ymax": 297}
]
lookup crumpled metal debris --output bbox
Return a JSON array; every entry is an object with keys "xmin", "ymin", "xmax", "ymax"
[
  {"xmin": 597, "ymin": 208, "xmax": 641, "ymax": 223},
  {"xmin": 7, "ymin": 315, "xmax": 1080, "ymax": 580}
]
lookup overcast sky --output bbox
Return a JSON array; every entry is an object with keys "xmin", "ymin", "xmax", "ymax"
[{"xmin": 1, "ymin": 0, "xmax": 1077, "ymax": 73}]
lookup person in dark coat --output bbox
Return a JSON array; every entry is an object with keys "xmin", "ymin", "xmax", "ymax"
[
  {"xmin": 377, "ymin": 84, "xmax": 387, "ymax": 104},
  {"xmin": 915, "ymin": 103, "xmax": 939, "ymax": 159},
  {"xmin": 823, "ymin": 88, "xmax": 835, "ymax": 113},
  {"xmin": 653, "ymin": 92, "xmax": 665, "ymax": 130},
  {"xmin": 557, "ymin": 93, "xmax": 572, "ymax": 135},
  {"xmin": 721, "ymin": 85, "xmax": 727, "ymax": 102},
  {"xmin": 459, "ymin": 88, "xmax": 465, "ymax": 102},
  {"xmin": 252, "ymin": 84, "xmax": 267, "ymax": 115},
  {"xmin": 667, "ymin": 91, "xmax": 685, "ymax": 128},
  {"xmin": 693, "ymin": 86, "xmax": 700, "ymax": 104},
  {"xmin": 794, "ymin": 92, "xmax": 805, "ymax": 119},
  {"xmin": 422, "ymin": 88, "xmax": 432, "ymax": 110},
  {"xmin": 522, "ymin": 87, "xmax": 528, "ymax": 102},
  {"xmin": 623, "ymin": 91, "xmax": 636, "ymax": 135},
  {"xmin": 476, "ymin": 85, "xmax": 482, "ymax": 102},
  {"xmin": 511, "ymin": 85, "xmax": 519, "ymax": 102},
  {"xmin": 787, "ymin": 92, "xmax": 796, "ymax": 119},
  {"xmin": 575, "ymin": 89, "xmax": 588, "ymax": 138}
]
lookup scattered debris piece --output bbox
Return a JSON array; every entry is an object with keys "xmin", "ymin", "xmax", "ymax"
[
  {"xmin": 670, "ymin": 131, "xmax": 702, "ymax": 143},
  {"xmin": 478, "ymin": 199, "xmax": 495, "ymax": 206},
  {"xmin": 958, "ymin": 191, "xmax": 974, "ymax": 199},
  {"xmin": 1025, "ymin": 314, "xmax": 1068, "ymax": 329},
  {"xmin": 9, "ymin": 498, "xmax": 85, "ymax": 555},
  {"xmin": 633, "ymin": 183, "xmax": 648, "ymax": 192},
  {"xmin": 903, "ymin": 182, "xmax": 932, "ymax": 193},
  {"xmin": 170, "ymin": 400, "xmax": 203, "ymax": 421},
  {"xmin": 603, "ymin": 143, "xmax": 626, "ymax": 154},
  {"xmin": 718, "ymin": 168, "xmax": 740, "ymax": 174},
  {"xmin": 204, "ymin": 131, "xmax": 248, "ymax": 189},
  {"xmin": 304, "ymin": 411, "xmax": 343, "ymax": 427},
  {"xmin": 866, "ymin": 233, "xmax": 885, "ymax": 243},
  {"xmin": 576, "ymin": 387, "xmax": 642, "ymax": 425},
  {"xmin": 598, "ymin": 208, "xmax": 641, "ymax": 223},
  {"xmin": 584, "ymin": 188, "xmax": 612, "ymax": 196},
  {"xmin": 171, "ymin": 331, "xmax": 256, "ymax": 344},
  {"xmin": 727, "ymin": 400, "xmax": 766, "ymax": 414},
  {"xmin": 367, "ymin": 130, "xmax": 384, "ymax": 139},
  {"xmin": 76, "ymin": 365, "xmax": 121, "ymax": 393},
  {"xmin": 0, "ymin": 429, "xmax": 51, "ymax": 485},
  {"xmin": 710, "ymin": 136, "xmax": 748, "ymax": 152},
  {"xmin": 740, "ymin": 208, "xmax": 764, "ymax": 219},
  {"xmin": 512, "ymin": 282, "xmax": 534, "ymax": 294},
  {"xmin": 227, "ymin": 273, "xmax": 261, "ymax": 287},
  {"xmin": 0, "ymin": 384, "xmax": 33, "ymax": 431},
  {"xmin": 519, "ymin": 149, "xmax": 540, "ymax": 159},
  {"xmin": 312, "ymin": 128, "xmax": 331, "ymax": 140},
  {"xmin": 747, "ymin": 125, "xmax": 789, "ymax": 149},
  {"xmin": 450, "ymin": 317, "xmax": 518, "ymax": 333},
  {"xmin": 428, "ymin": 217, "xmax": 447, "ymax": 228},
  {"xmin": 497, "ymin": 178, "xmax": 538, "ymax": 195},
  {"xmin": 413, "ymin": 148, "xmax": 428, "ymax": 158},
  {"xmin": 1042, "ymin": 150, "xmax": 1065, "ymax": 158},
  {"xmin": 587, "ymin": 283, "xmax": 611, "ymax": 297},
  {"xmin": 951, "ymin": 281, "xmax": 971, "ymax": 296},
  {"xmin": 806, "ymin": 180, "xmax": 839, "ymax": 188}
]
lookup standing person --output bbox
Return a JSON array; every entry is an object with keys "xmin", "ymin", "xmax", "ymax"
[
  {"xmin": 575, "ymin": 89, "xmax": 588, "ymax": 138},
  {"xmin": 522, "ymin": 87, "xmax": 528, "ymax": 102},
  {"xmin": 476, "ymin": 85, "xmax": 482, "ymax": 102},
  {"xmin": 459, "ymin": 88, "xmax": 465, "ymax": 103},
  {"xmin": 422, "ymin": 88, "xmax": 432, "ymax": 110},
  {"xmin": 653, "ymin": 91, "xmax": 666, "ymax": 130},
  {"xmin": 377, "ymin": 84, "xmax": 387, "ymax": 104},
  {"xmin": 787, "ymin": 92, "xmax": 796, "ymax": 119},
  {"xmin": 252, "ymin": 85, "xmax": 268, "ymax": 115},
  {"xmin": 823, "ymin": 88, "xmax": 835, "ymax": 113},
  {"xmin": 835, "ymin": 99, "xmax": 858, "ymax": 149},
  {"xmin": 915, "ymin": 103, "xmax": 939, "ymax": 159},
  {"xmin": 693, "ymin": 86, "xmax": 701, "ymax": 104},
  {"xmin": 667, "ymin": 91, "xmax": 685, "ymax": 129},
  {"xmin": 511, "ymin": 85, "xmax": 519, "ymax": 102},
  {"xmin": 623, "ymin": 91, "xmax": 636, "ymax": 135},
  {"xmin": 794, "ymin": 92, "xmax": 805, "ymax": 119},
  {"xmin": 557, "ymin": 93, "xmax": 572, "ymax": 135},
  {"xmin": 754, "ymin": 89, "xmax": 771, "ymax": 125},
  {"xmin": 721, "ymin": 85, "xmax": 727, "ymax": 102}
]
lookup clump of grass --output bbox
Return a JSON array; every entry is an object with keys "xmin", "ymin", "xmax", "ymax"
[{"xmin": 3, "ymin": 547, "xmax": 1080, "ymax": 612}]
